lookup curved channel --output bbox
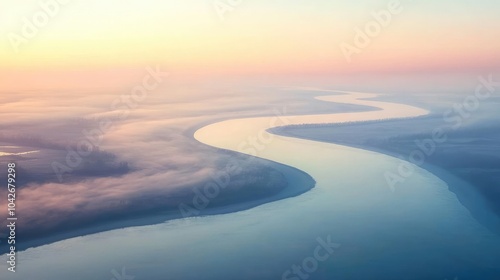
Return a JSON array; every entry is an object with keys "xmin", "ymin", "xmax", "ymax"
[{"xmin": 4, "ymin": 90, "xmax": 500, "ymax": 280}]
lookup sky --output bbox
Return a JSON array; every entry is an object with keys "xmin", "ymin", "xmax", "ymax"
[{"xmin": 0, "ymin": 0, "xmax": 500, "ymax": 90}]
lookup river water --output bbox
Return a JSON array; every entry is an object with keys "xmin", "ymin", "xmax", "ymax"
[{"xmin": 3, "ymin": 92, "xmax": 500, "ymax": 279}]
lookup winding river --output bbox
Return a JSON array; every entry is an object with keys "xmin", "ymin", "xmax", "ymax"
[{"xmin": 3, "ymin": 91, "xmax": 500, "ymax": 279}]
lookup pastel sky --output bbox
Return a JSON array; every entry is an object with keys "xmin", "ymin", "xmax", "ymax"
[{"xmin": 1, "ymin": 0, "xmax": 500, "ymax": 89}]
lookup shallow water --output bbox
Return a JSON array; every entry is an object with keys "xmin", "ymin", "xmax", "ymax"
[{"xmin": 2, "ymin": 92, "xmax": 499, "ymax": 279}]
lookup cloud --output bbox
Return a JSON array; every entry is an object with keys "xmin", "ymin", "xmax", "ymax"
[{"xmin": 0, "ymin": 84, "xmax": 317, "ymax": 240}]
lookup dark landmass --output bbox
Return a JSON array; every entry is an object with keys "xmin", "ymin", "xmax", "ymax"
[{"xmin": 0, "ymin": 148, "xmax": 315, "ymax": 254}]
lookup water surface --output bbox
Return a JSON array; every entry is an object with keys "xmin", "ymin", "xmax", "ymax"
[{"xmin": 2, "ymin": 91, "xmax": 499, "ymax": 279}]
